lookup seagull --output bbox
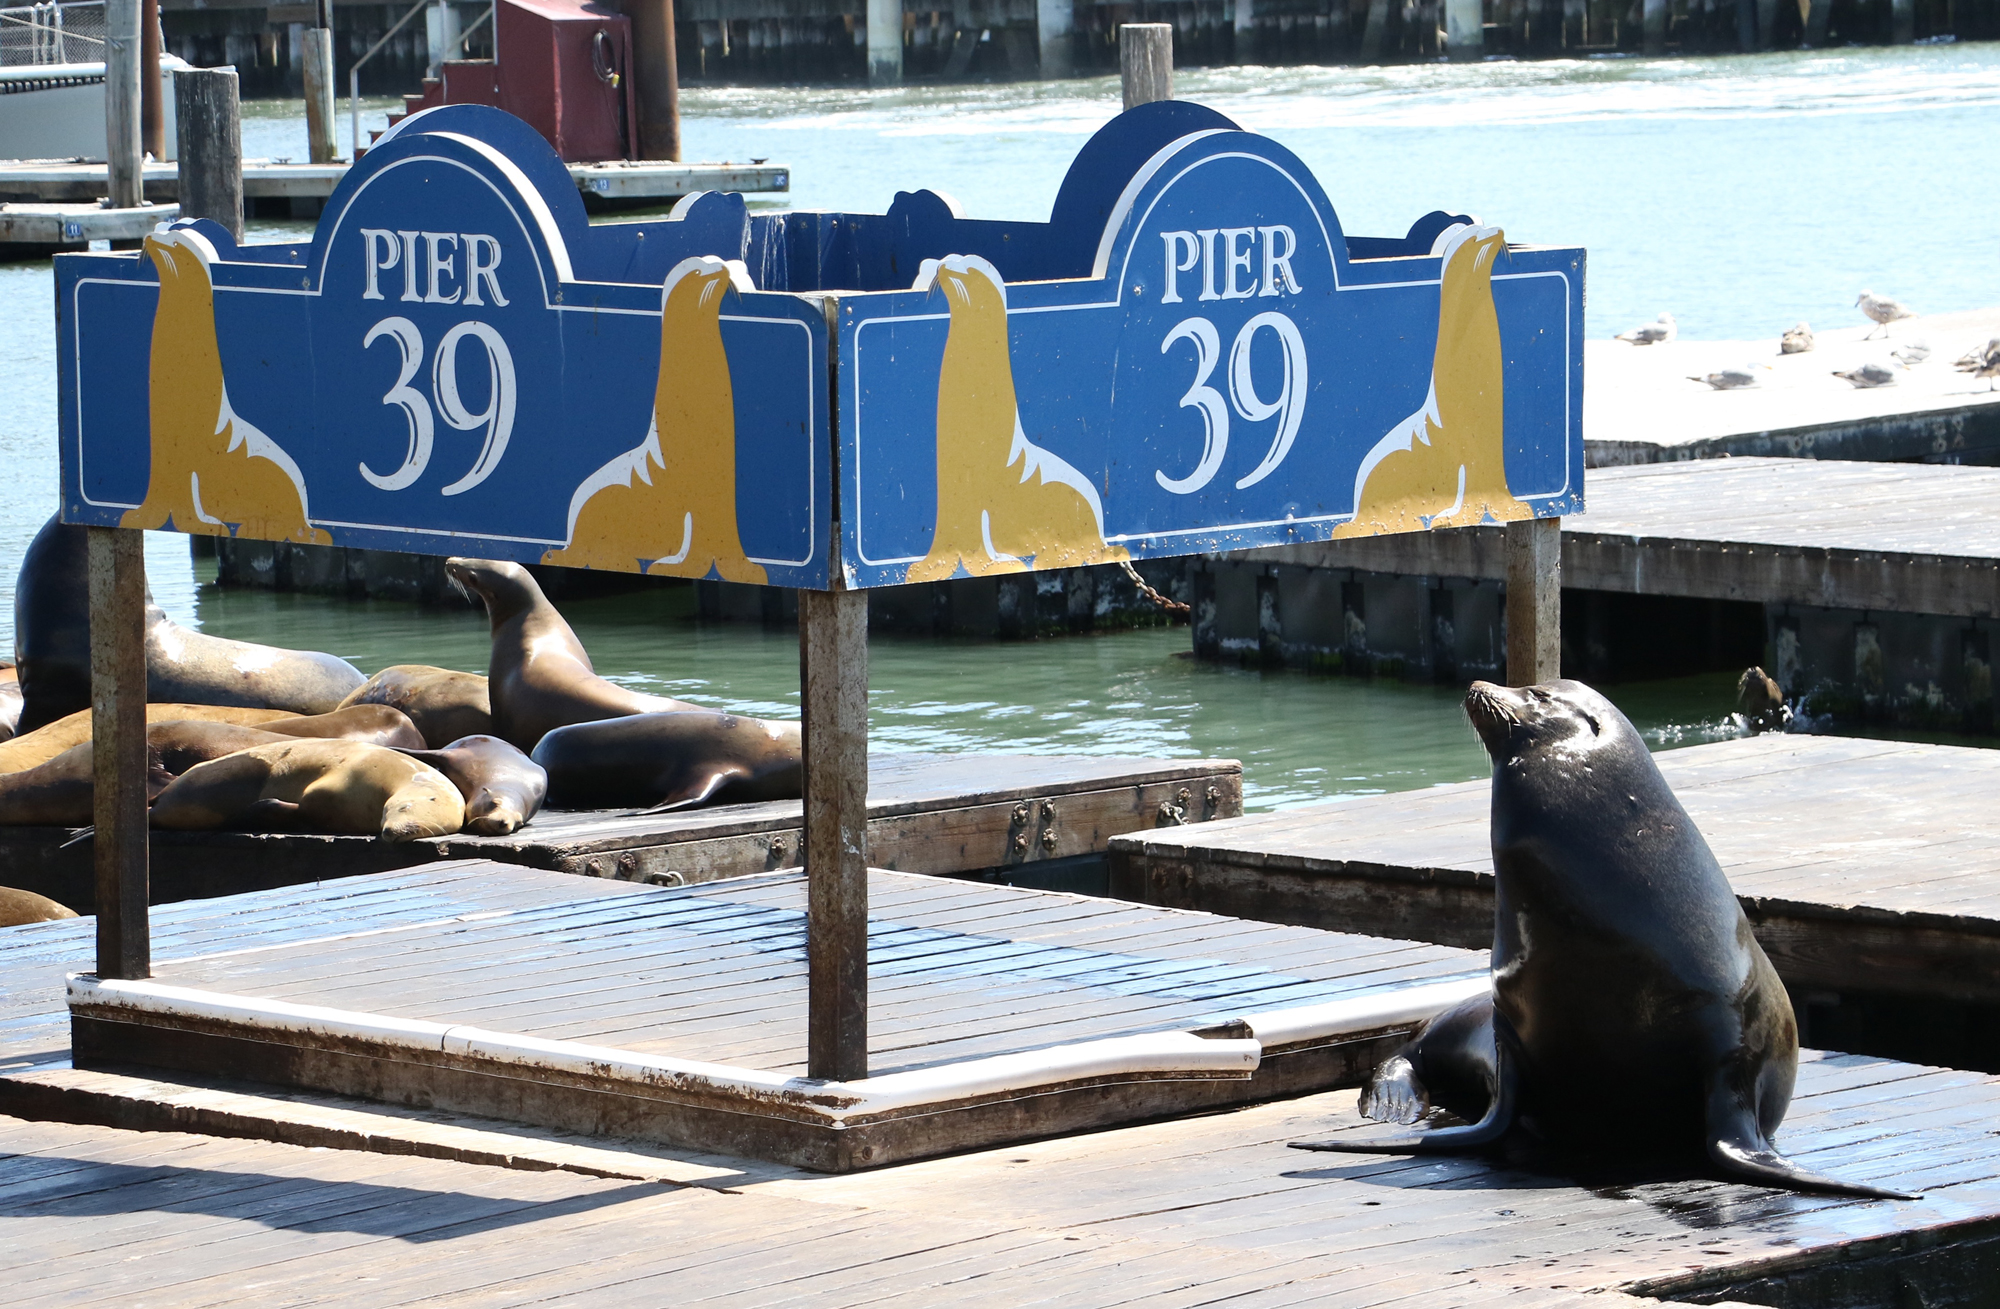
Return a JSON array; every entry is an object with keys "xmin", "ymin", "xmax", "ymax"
[
  {"xmin": 1779, "ymin": 323, "xmax": 1814, "ymax": 355},
  {"xmin": 1833, "ymin": 361, "xmax": 1897, "ymax": 388},
  {"xmin": 1954, "ymin": 337, "xmax": 2000, "ymax": 389},
  {"xmin": 1856, "ymin": 291, "xmax": 1916, "ymax": 339},
  {"xmin": 1616, "ymin": 312, "xmax": 1676, "ymax": 345},
  {"xmin": 1891, "ymin": 342, "xmax": 1931, "ymax": 367},
  {"xmin": 1689, "ymin": 366, "xmax": 1762, "ymax": 390}
]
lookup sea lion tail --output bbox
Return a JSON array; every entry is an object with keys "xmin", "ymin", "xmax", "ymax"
[
  {"xmin": 628, "ymin": 766, "xmax": 751, "ymax": 815},
  {"xmin": 1708, "ymin": 1138, "xmax": 1917, "ymax": 1201}
]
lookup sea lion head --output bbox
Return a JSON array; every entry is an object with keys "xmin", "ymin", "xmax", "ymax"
[
  {"xmin": 445, "ymin": 557, "xmax": 542, "ymax": 630},
  {"xmin": 1463, "ymin": 679, "xmax": 1633, "ymax": 768}
]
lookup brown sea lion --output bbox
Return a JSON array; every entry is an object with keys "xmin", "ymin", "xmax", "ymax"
[
  {"xmin": 260, "ymin": 704, "xmax": 426, "ymax": 750},
  {"xmin": 1292, "ymin": 679, "xmax": 1910, "ymax": 1200},
  {"xmin": 395, "ymin": 735, "xmax": 547, "ymax": 836},
  {"xmin": 338, "ymin": 665, "xmax": 493, "ymax": 749},
  {"xmin": 531, "ymin": 711, "xmax": 801, "ymax": 811},
  {"xmin": 0, "ymin": 661, "xmax": 22, "ymax": 743},
  {"xmin": 0, "ymin": 703, "xmax": 297, "ymax": 775},
  {"xmin": 0, "ymin": 740, "xmax": 174, "ymax": 825},
  {"xmin": 0, "ymin": 886, "xmax": 78, "ymax": 927},
  {"xmin": 445, "ymin": 557, "xmax": 701, "ymax": 751},
  {"xmin": 11, "ymin": 514, "xmax": 364, "ymax": 733},
  {"xmin": 147, "ymin": 720, "xmax": 293, "ymax": 774},
  {"xmin": 1735, "ymin": 666, "xmax": 1790, "ymax": 734},
  {"xmin": 150, "ymin": 739, "xmax": 464, "ymax": 842}
]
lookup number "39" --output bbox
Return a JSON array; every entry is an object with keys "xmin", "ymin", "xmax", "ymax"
[
  {"xmin": 1155, "ymin": 311, "xmax": 1308, "ymax": 496},
  {"xmin": 360, "ymin": 315, "xmax": 518, "ymax": 496}
]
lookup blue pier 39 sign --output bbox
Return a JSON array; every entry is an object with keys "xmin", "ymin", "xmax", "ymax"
[{"xmin": 56, "ymin": 101, "xmax": 1582, "ymax": 591}]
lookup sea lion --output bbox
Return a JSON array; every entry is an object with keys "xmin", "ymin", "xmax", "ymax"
[
  {"xmin": 0, "ymin": 661, "xmax": 22, "ymax": 743},
  {"xmin": 259, "ymin": 704, "xmax": 426, "ymax": 750},
  {"xmin": 11, "ymin": 515, "xmax": 364, "ymax": 733},
  {"xmin": 1291, "ymin": 679, "xmax": 1911, "ymax": 1200},
  {"xmin": 150, "ymin": 739, "xmax": 463, "ymax": 842},
  {"xmin": 147, "ymin": 720, "xmax": 293, "ymax": 775},
  {"xmin": 0, "ymin": 887, "xmax": 78, "ymax": 927},
  {"xmin": 531, "ymin": 710, "xmax": 801, "ymax": 811},
  {"xmin": 0, "ymin": 739, "xmax": 174, "ymax": 825},
  {"xmin": 445, "ymin": 557, "xmax": 701, "ymax": 751},
  {"xmin": 395, "ymin": 735, "xmax": 547, "ymax": 836},
  {"xmin": 1734, "ymin": 666, "xmax": 1790, "ymax": 735},
  {"xmin": 0, "ymin": 703, "xmax": 297, "ymax": 774},
  {"xmin": 338, "ymin": 665, "xmax": 493, "ymax": 749}
]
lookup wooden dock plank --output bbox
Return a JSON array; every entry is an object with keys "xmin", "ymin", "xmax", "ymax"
[{"xmin": 1110, "ymin": 734, "xmax": 2000, "ymax": 1006}]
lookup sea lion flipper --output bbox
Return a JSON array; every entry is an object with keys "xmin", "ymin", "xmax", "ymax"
[
  {"xmin": 1291, "ymin": 1030, "xmax": 1517, "ymax": 1155},
  {"xmin": 635, "ymin": 766, "xmax": 749, "ymax": 814},
  {"xmin": 1706, "ymin": 1085, "xmax": 1917, "ymax": 1200}
]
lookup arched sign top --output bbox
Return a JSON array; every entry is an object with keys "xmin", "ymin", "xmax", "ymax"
[{"xmin": 56, "ymin": 102, "xmax": 1581, "ymax": 591}]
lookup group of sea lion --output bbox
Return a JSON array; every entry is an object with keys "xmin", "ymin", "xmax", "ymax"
[{"xmin": 0, "ymin": 523, "xmax": 799, "ymax": 868}]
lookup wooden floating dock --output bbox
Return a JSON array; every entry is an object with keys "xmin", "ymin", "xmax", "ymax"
[
  {"xmin": 0, "ymin": 200, "xmax": 178, "ymax": 254},
  {"xmin": 0, "ymin": 157, "xmax": 790, "ymax": 210},
  {"xmin": 4, "ymin": 868, "xmax": 1995, "ymax": 1302},
  {"xmin": 2, "ymin": 752, "xmax": 1240, "ymax": 914},
  {"xmin": 1587, "ymin": 308, "xmax": 2000, "ymax": 467},
  {"xmin": 23, "ymin": 862, "xmax": 1484, "ymax": 1171},
  {"xmin": 1110, "ymin": 734, "xmax": 2000, "ymax": 1011}
]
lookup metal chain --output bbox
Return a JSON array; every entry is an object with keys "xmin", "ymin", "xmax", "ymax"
[{"xmin": 1117, "ymin": 559, "xmax": 1190, "ymax": 618}]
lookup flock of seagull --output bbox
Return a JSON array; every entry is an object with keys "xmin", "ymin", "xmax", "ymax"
[{"xmin": 1613, "ymin": 294, "xmax": 2000, "ymax": 392}]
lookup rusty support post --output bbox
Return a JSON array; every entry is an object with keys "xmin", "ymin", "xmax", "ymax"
[
  {"xmin": 140, "ymin": 0, "xmax": 163, "ymax": 161},
  {"xmin": 1505, "ymin": 516, "xmax": 1560, "ymax": 686},
  {"xmin": 801, "ymin": 585, "xmax": 868, "ymax": 1082},
  {"xmin": 1119, "ymin": 23, "xmax": 1171, "ymax": 109},
  {"xmin": 628, "ymin": 0, "xmax": 682, "ymax": 160},
  {"xmin": 88, "ymin": 526, "xmax": 149, "ymax": 980}
]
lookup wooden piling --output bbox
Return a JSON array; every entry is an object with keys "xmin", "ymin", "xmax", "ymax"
[
  {"xmin": 1891, "ymin": 0, "xmax": 1915, "ymax": 41},
  {"xmin": 1120, "ymin": 24, "xmax": 1172, "ymax": 110},
  {"xmin": 301, "ymin": 24, "xmax": 338, "ymax": 164},
  {"xmin": 1038, "ymin": 0, "xmax": 1074, "ymax": 76},
  {"xmin": 1505, "ymin": 516, "xmax": 1560, "ymax": 686},
  {"xmin": 87, "ymin": 527, "xmax": 149, "ymax": 980},
  {"xmin": 801, "ymin": 586, "xmax": 869, "ymax": 1083},
  {"xmin": 1361, "ymin": 0, "xmax": 1391, "ymax": 59},
  {"xmin": 1643, "ymin": 0, "xmax": 1666, "ymax": 51},
  {"xmin": 103, "ymin": 0, "xmax": 142, "ymax": 210},
  {"xmin": 174, "ymin": 67, "xmax": 244, "ymax": 242},
  {"xmin": 627, "ymin": 0, "xmax": 682, "ymax": 160},
  {"xmin": 139, "ymin": 0, "xmax": 163, "ymax": 161},
  {"xmin": 867, "ymin": 0, "xmax": 901, "ymax": 85},
  {"xmin": 1445, "ymin": 0, "xmax": 1483, "ymax": 59}
]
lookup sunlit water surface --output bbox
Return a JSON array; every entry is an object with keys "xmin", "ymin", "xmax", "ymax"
[{"xmin": 5, "ymin": 48, "xmax": 1996, "ymax": 806}]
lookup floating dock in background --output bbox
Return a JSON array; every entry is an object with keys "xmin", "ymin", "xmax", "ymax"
[
  {"xmin": 0, "ymin": 199, "xmax": 177, "ymax": 256},
  {"xmin": 1111, "ymin": 734, "xmax": 2000, "ymax": 1064},
  {"xmin": 0, "ymin": 156, "xmax": 788, "ymax": 219},
  {"xmin": 2, "ymin": 753, "xmax": 1240, "ymax": 915},
  {"xmin": 6, "ymin": 866, "xmax": 1998, "ymax": 1303},
  {"xmin": 1198, "ymin": 457, "xmax": 2000, "ymax": 727},
  {"xmin": 1586, "ymin": 308, "xmax": 2000, "ymax": 467}
]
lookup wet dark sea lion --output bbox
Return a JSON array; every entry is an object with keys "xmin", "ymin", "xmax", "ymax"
[
  {"xmin": 445, "ymin": 557, "xmax": 701, "ymax": 751},
  {"xmin": 1735, "ymin": 665, "xmax": 1790, "ymax": 734},
  {"xmin": 151, "ymin": 739, "xmax": 463, "ymax": 842},
  {"xmin": 395, "ymin": 735, "xmax": 546, "ymax": 836},
  {"xmin": 532, "ymin": 710, "xmax": 802, "ymax": 811},
  {"xmin": 1292, "ymin": 678, "xmax": 1911, "ymax": 1200},
  {"xmin": 0, "ymin": 886, "xmax": 78, "ymax": 927},
  {"xmin": 11, "ymin": 515, "xmax": 364, "ymax": 732},
  {"xmin": 339, "ymin": 665, "xmax": 493, "ymax": 748}
]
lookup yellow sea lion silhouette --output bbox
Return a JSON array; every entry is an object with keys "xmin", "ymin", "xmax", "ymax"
[
  {"xmin": 906, "ymin": 255, "xmax": 1128, "ymax": 584},
  {"xmin": 543, "ymin": 256, "xmax": 764, "ymax": 582},
  {"xmin": 1335, "ymin": 225, "xmax": 1533, "ymax": 538},
  {"xmin": 122, "ymin": 227, "xmax": 327, "ymax": 543}
]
